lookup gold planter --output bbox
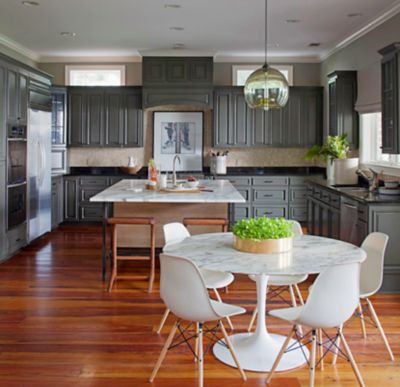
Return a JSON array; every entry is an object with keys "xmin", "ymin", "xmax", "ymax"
[{"xmin": 233, "ymin": 236, "xmax": 293, "ymax": 254}]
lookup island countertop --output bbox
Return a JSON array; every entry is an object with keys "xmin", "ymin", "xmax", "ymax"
[{"xmin": 90, "ymin": 179, "xmax": 246, "ymax": 203}]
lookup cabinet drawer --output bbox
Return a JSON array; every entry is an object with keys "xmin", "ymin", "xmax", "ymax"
[
  {"xmin": 252, "ymin": 176, "xmax": 289, "ymax": 186},
  {"xmin": 80, "ymin": 187, "xmax": 105, "ymax": 202},
  {"xmin": 79, "ymin": 176, "xmax": 109, "ymax": 187},
  {"xmin": 232, "ymin": 206, "xmax": 251, "ymax": 222},
  {"xmin": 289, "ymin": 206, "xmax": 307, "ymax": 222},
  {"xmin": 329, "ymin": 193, "xmax": 340, "ymax": 209},
  {"xmin": 237, "ymin": 187, "xmax": 250, "ymax": 202},
  {"xmin": 80, "ymin": 204, "xmax": 103, "ymax": 221},
  {"xmin": 313, "ymin": 187, "xmax": 322, "ymax": 199},
  {"xmin": 290, "ymin": 188, "xmax": 307, "ymax": 203},
  {"xmin": 320, "ymin": 189, "xmax": 330, "ymax": 204},
  {"xmin": 253, "ymin": 188, "xmax": 288, "ymax": 203},
  {"xmin": 7, "ymin": 223, "xmax": 27, "ymax": 255},
  {"xmin": 357, "ymin": 204, "xmax": 368, "ymax": 222},
  {"xmin": 221, "ymin": 176, "xmax": 252, "ymax": 186},
  {"xmin": 253, "ymin": 205, "xmax": 288, "ymax": 218}
]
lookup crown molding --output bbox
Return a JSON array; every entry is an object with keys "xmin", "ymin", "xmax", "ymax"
[
  {"xmin": 214, "ymin": 55, "xmax": 320, "ymax": 64},
  {"xmin": 39, "ymin": 55, "xmax": 142, "ymax": 63},
  {"xmin": 0, "ymin": 33, "xmax": 40, "ymax": 62},
  {"xmin": 320, "ymin": 0, "xmax": 400, "ymax": 62}
]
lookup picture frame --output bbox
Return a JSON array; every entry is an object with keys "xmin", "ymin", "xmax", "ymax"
[{"xmin": 153, "ymin": 111, "xmax": 204, "ymax": 172}]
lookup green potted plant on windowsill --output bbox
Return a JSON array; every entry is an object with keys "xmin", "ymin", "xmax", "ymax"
[
  {"xmin": 232, "ymin": 217, "xmax": 294, "ymax": 254},
  {"xmin": 305, "ymin": 134, "xmax": 358, "ymax": 184}
]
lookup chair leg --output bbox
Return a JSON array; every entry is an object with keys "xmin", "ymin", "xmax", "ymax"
[
  {"xmin": 108, "ymin": 226, "xmax": 117, "ymax": 292},
  {"xmin": 317, "ymin": 328, "xmax": 324, "ymax": 371},
  {"xmin": 331, "ymin": 324, "xmax": 342, "ymax": 365},
  {"xmin": 247, "ymin": 307, "xmax": 258, "ymax": 332},
  {"xmin": 198, "ymin": 323, "xmax": 204, "ymax": 387},
  {"xmin": 194, "ymin": 322, "xmax": 199, "ymax": 363},
  {"xmin": 309, "ymin": 329, "xmax": 317, "ymax": 387},
  {"xmin": 289, "ymin": 285, "xmax": 303, "ymax": 336},
  {"xmin": 338, "ymin": 328, "xmax": 366, "ymax": 387},
  {"xmin": 294, "ymin": 283, "xmax": 305, "ymax": 305},
  {"xmin": 366, "ymin": 298, "xmax": 395, "ymax": 361},
  {"xmin": 219, "ymin": 320, "xmax": 247, "ymax": 381},
  {"xmin": 266, "ymin": 326, "xmax": 296, "ymax": 385},
  {"xmin": 149, "ymin": 320, "xmax": 179, "ymax": 382},
  {"xmin": 213, "ymin": 288, "xmax": 234, "ymax": 331},
  {"xmin": 358, "ymin": 302, "xmax": 367, "ymax": 338},
  {"xmin": 156, "ymin": 308, "xmax": 170, "ymax": 334},
  {"xmin": 148, "ymin": 224, "xmax": 156, "ymax": 293}
]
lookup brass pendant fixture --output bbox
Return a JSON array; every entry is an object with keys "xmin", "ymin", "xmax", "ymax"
[{"xmin": 244, "ymin": 0, "xmax": 289, "ymax": 110}]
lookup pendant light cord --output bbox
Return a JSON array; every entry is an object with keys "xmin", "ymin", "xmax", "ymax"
[{"xmin": 264, "ymin": 0, "xmax": 268, "ymax": 66}]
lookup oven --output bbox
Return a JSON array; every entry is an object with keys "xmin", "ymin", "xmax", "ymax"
[
  {"xmin": 7, "ymin": 183, "xmax": 27, "ymax": 230},
  {"xmin": 7, "ymin": 124, "xmax": 27, "ymax": 185}
]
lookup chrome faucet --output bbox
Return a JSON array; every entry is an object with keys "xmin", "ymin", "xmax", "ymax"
[
  {"xmin": 172, "ymin": 155, "xmax": 181, "ymax": 186},
  {"xmin": 356, "ymin": 168, "xmax": 379, "ymax": 192}
]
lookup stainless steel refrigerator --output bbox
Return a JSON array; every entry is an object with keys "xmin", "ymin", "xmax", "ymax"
[{"xmin": 28, "ymin": 107, "xmax": 52, "ymax": 242}]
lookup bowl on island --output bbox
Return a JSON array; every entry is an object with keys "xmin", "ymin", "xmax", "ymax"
[
  {"xmin": 186, "ymin": 180, "xmax": 200, "ymax": 188},
  {"xmin": 120, "ymin": 165, "xmax": 142, "ymax": 175}
]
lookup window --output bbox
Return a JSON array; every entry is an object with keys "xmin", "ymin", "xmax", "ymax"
[
  {"xmin": 360, "ymin": 112, "xmax": 400, "ymax": 169},
  {"xmin": 65, "ymin": 65, "xmax": 126, "ymax": 86},
  {"xmin": 232, "ymin": 64, "xmax": 293, "ymax": 86}
]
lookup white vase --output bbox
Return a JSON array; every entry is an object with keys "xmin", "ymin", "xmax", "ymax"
[
  {"xmin": 334, "ymin": 158, "xmax": 359, "ymax": 185},
  {"xmin": 326, "ymin": 158, "xmax": 334, "ymax": 183}
]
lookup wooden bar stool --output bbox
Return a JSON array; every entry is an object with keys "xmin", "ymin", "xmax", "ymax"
[
  {"xmin": 183, "ymin": 217, "xmax": 229, "ymax": 232},
  {"xmin": 107, "ymin": 217, "xmax": 155, "ymax": 293}
]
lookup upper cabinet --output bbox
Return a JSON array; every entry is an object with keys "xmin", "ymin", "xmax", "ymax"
[
  {"xmin": 379, "ymin": 43, "xmax": 400, "ymax": 154},
  {"xmin": 6, "ymin": 66, "xmax": 28, "ymax": 125},
  {"xmin": 213, "ymin": 86, "xmax": 322, "ymax": 148},
  {"xmin": 142, "ymin": 57, "xmax": 213, "ymax": 108},
  {"xmin": 0, "ymin": 63, "xmax": 5, "ymax": 161},
  {"xmin": 328, "ymin": 71, "xmax": 359, "ymax": 148},
  {"xmin": 68, "ymin": 86, "xmax": 143, "ymax": 147}
]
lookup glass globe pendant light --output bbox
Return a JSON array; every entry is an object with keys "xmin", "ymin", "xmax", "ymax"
[{"xmin": 244, "ymin": 0, "xmax": 289, "ymax": 110}]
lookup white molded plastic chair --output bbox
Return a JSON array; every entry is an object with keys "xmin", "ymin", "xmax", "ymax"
[
  {"xmin": 157, "ymin": 223, "xmax": 235, "ymax": 333},
  {"xmin": 247, "ymin": 220, "xmax": 308, "ymax": 332},
  {"xmin": 332, "ymin": 232, "xmax": 394, "ymax": 364},
  {"xmin": 149, "ymin": 254, "xmax": 246, "ymax": 386},
  {"xmin": 266, "ymin": 262, "xmax": 365, "ymax": 387}
]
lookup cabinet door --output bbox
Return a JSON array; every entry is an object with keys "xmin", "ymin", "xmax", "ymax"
[
  {"xmin": 51, "ymin": 87, "xmax": 67, "ymax": 145},
  {"xmin": 189, "ymin": 58, "xmax": 213, "ymax": 84},
  {"xmin": 213, "ymin": 89, "xmax": 232, "ymax": 146},
  {"xmin": 283, "ymin": 89, "xmax": 302, "ymax": 146},
  {"xmin": 18, "ymin": 73, "xmax": 28, "ymax": 124},
  {"xmin": 232, "ymin": 91, "xmax": 251, "ymax": 146},
  {"xmin": 0, "ymin": 64, "xmax": 5, "ymax": 160},
  {"xmin": 0, "ymin": 161, "xmax": 6, "ymax": 260},
  {"xmin": 337, "ymin": 78, "xmax": 358, "ymax": 147},
  {"xmin": 307, "ymin": 198, "xmax": 314, "ymax": 234},
  {"xmin": 381, "ymin": 55, "xmax": 398, "ymax": 153},
  {"xmin": 166, "ymin": 59, "xmax": 188, "ymax": 83},
  {"xmin": 124, "ymin": 89, "xmax": 143, "ymax": 147},
  {"xmin": 328, "ymin": 81, "xmax": 337, "ymax": 135},
  {"xmin": 302, "ymin": 88, "xmax": 323, "ymax": 146},
  {"xmin": 329, "ymin": 208, "xmax": 340, "ymax": 240},
  {"xmin": 104, "ymin": 90, "xmax": 124, "ymax": 146},
  {"xmin": 6, "ymin": 67, "xmax": 18, "ymax": 122},
  {"xmin": 86, "ymin": 90, "xmax": 103, "ymax": 146},
  {"xmin": 251, "ymin": 109, "xmax": 269, "ymax": 146},
  {"xmin": 68, "ymin": 90, "xmax": 87, "ymax": 146},
  {"xmin": 64, "ymin": 177, "xmax": 79, "ymax": 221}
]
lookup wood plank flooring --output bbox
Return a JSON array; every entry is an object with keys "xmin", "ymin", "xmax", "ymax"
[{"xmin": 0, "ymin": 224, "xmax": 399, "ymax": 386}]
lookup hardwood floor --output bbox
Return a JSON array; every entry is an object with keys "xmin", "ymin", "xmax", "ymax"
[{"xmin": 0, "ymin": 224, "xmax": 399, "ymax": 386}]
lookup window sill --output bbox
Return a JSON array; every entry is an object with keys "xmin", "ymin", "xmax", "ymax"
[{"xmin": 364, "ymin": 161, "xmax": 400, "ymax": 177}]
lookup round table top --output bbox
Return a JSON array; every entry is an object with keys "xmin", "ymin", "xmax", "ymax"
[{"xmin": 163, "ymin": 233, "xmax": 366, "ymax": 276}]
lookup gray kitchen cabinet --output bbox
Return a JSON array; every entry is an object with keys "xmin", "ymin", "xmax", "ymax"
[
  {"xmin": 7, "ymin": 222, "xmax": 27, "ymax": 257},
  {"xmin": 6, "ymin": 66, "xmax": 28, "ymax": 125},
  {"xmin": 379, "ymin": 43, "xmax": 400, "ymax": 154},
  {"xmin": 51, "ymin": 87, "xmax": 67, "ymax": 174},
  {"xmin": 51, "ymin": 175, "xmax": 64, "ymax": 229},
  {"xmin": 68, "ymin": 87, "xmax": 143, "ymax": 147},
  {"xmin": 0, "ymin": 63, "xmax": 5, "ymax": 161},
  {"xmin": 328, "ymin": 71, "xmax": 358, "ymax": 148},
  {"xmin": 0, "ymin": 160, "xmax": 6, "ymax": 261},
  {"xmin": 64, "ymin": 177, "xmax": 79, "ymax": 221}
]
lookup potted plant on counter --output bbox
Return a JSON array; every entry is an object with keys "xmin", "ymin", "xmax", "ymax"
[
  {"xmin": 305, "ymin": 134, "xmax": 358, "ymax": 184},
  {"xmin": 232, "ymin": 217, "xmax": 294, "ymax": 254}
]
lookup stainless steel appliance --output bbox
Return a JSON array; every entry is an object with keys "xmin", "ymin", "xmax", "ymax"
[
  {"xmin": 7, "ymin": 124, "xmax": 28, "ymax": 230},
  {"xmin": 27, "ymin": 86, "xmax": 52, "ymax": 242}
]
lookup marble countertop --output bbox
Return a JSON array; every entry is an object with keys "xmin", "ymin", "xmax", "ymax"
[
  {"xmin": 163, "ymin": 233, "xmax": 366, "ymax": 276},
  {"xmin": 90, "ymin": 179, "xmax": 246, "ymax": 203}
]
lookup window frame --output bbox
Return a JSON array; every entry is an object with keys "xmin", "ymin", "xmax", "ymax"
[
  {"xmin": 65, "ymin": 64, "xmax": 126, "ymax": 86},
  {"xmin": 232, "ymin": 64, "xmax": 293, "ymax": 86}
]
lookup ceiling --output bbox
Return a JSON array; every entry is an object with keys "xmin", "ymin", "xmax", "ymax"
[{"xmin": 0, "ymin": 0, "xmax": 399, "ymax": 62}]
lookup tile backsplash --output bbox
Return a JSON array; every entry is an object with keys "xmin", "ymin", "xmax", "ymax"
[{"xmin": 68, "ymin": 105, "xmax": 317, "ymax": 168}]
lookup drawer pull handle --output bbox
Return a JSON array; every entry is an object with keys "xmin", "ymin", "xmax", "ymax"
[
  {"xmin": 263, "ymin": 194, "xmax": 274, "ymax": 197},
  {"xmin": 15, "ymin": 238, "xmax": 21, "ymax": 242},
  {"xmin": 264, "ymin": 180, "xmax": 273, "ymax": 183}
]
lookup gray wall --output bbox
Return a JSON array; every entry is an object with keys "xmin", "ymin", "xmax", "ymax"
[{"xmin": 214, "ymin": 62, "xmax": 321, "ymax": 86}]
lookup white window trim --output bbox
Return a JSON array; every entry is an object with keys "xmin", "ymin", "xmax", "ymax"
[
  {"xmin": 65, "ymin": 64, "xmax": 126, "ymax": 86},
  {"xmin": 364, "ymin": 161, "xmax": 400, "ymax": 178},
  {"xmin": 232, "ymin": 64, "xmax": 293, "ymax": 86}
]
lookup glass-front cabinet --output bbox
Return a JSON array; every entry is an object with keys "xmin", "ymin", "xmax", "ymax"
[{"xmin": 51, "ymin": 86, "xmax": 67, "ymax": 174}]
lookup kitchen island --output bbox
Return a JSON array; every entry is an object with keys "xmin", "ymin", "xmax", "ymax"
[{"xmin": 90, "ymin": 179, "xmax": 245, "ymax": 278}]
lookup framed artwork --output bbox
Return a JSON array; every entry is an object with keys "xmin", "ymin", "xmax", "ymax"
[{"xmin": 153, "ymin": 112, "xmax": 203, "ymax": 171}]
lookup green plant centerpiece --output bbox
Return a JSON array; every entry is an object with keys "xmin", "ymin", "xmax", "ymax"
[{"xmin": 232, "ymin": 217, "xmax": 294, "ymax": 254}]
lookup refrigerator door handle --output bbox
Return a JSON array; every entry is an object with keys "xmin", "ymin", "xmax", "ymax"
[{"xmin": 38, "ymin": 140, "xmax": 46, "ymax": 187}]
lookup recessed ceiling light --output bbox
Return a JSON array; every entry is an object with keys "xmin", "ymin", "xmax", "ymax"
[
  {"xmin": 173, "ymin": 43, "xmax": 185, "ymax": 49},
  {"xmin": 286, "ymin": 19, "xmax": 300, "ymax": 23},
  {"xmin": 60, "ymin": 32, "xmax": 77, "ymax": 37},
  {"xmin": 22, "ymin": 1, "xmax": 39, "ymax": 6},
  {"xmin": 309, "ymin": 42, "xmax": 321, "ymax": 47},
  {"xmin": 170, "ymin": 26, "xmax": 184, "ymax": 31},
  {"xmin": 347, "ymin": 12, "xmax": 363, "ymax": 18},
  {"xmin": 165, "ymin": 4, "xmax": 181, "ymax": 8}
]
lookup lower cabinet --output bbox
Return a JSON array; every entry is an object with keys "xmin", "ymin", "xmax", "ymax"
[
  {"xmin": 51, "ymin": 175, "xmax": 64, "ymax": 229},
  {"xmin": 0, "ymin": 160, "xmax": 6, "ymax": 261}
]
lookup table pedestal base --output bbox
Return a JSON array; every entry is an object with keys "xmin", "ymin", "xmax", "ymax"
[{"xmin": 213, "ymin": 331, "xmax": 308, "ymax": 372}]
